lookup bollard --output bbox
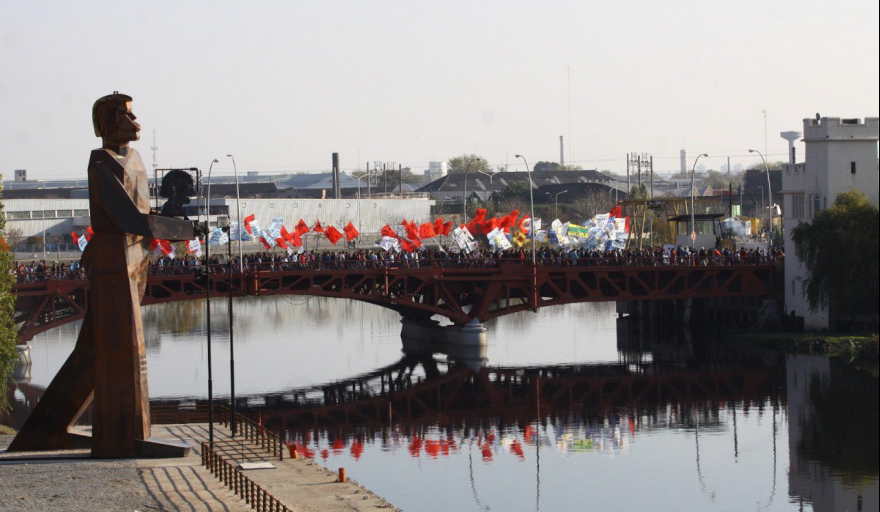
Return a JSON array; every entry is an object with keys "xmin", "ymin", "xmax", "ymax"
[
  {"xmin": 287, "ymin": 444, "xmax": 298, "ymax": 459},
  {"xmin": 337, "ymin": 467, "xmax": 346, "ymax": 483}
]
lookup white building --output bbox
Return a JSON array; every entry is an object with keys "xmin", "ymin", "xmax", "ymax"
[
  {"xmin": 781, "ymin": 116, "xmax": 879, "ymax": 330},
  {"xmin": 2, "ymin": 197, "xmax": 435, "ymax": 252},
  {"xmin": 426, "ymin": 161, "xmax": 448, "ymax": 181}
]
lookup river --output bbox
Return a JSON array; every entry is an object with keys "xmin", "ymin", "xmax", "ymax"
[{"xmin": 6, "ymin": 296, "xmax": 878, "ymax": 512}]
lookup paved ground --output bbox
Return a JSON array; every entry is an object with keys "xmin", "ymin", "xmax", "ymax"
[{"xmin": 1, "ymin": 424, "xmax": 401, "ymax": 512}]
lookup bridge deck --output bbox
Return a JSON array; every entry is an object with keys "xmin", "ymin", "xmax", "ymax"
[{"xmin": 13, "ymin": 258, "xmax": 773, "ymax": 343}]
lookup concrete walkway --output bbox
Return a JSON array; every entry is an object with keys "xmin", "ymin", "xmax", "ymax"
[{"xmin": 1, "ymin": 423, "xmax": 400, "ymax": 512}]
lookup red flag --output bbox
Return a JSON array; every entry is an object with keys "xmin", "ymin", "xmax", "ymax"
[
  {"xmin": 499, "ymin": 210, "xmax": 520, "ymax": 232},
  {"xmin": 0, "ymin": 237, "xmax": 6, "ymax": 252},
  {"xmin": 343, "ymin": 222, "xmax": 359, "ymax": 241},
  {"xmin": 259, "ymin": 236, "xmax": 272, "ymax": 250},
  {"xmin": 517, "ymin": 215, "xmax": 531, "ymax": 234},
  {"xmin": 313, "ymin": 221, "xmax": 324, "ymax": 233},
  {"xmin": 410, "ymin": 237, "xmax": 422, "ymax": 249},
  {"xmin": 71, "ymin": 230, "xmax": 79, "ymax": 242},
  {"xmin": 433, "ymin": 217, "xmax": 444, "ymax": 236},
  {"xmin": 441, "ymin": 221, "xmax": 453, "ymax": 236},
  {"xmin": 381, "ymin": 224, "xmax": 398, "ymax": 238},
  {"xmin": 405, "ymin": 223, "xmax": 420, "ymax": 241},
  {"xmin": 399, "ymin": 238, "xmax": 416, "ymax": 252},
  {"xmin": 419, "ymin": 222, "xmax": 436, "ymax": 239},
  {"xmin": 290, "ymin": 231, "xmax": 303, "ymax": 247},
  {"xmin": 243, "ymin": 214, "xmax": 256, "ymax": 234},
  {"xmin": 86, "ymin": 226, "xmax": 94, "ymax": 241},
  {"xmin": 624, "ymin": 216, "xmax": 631, "ymax": 233},
  {"xmin": 481, "ymin": 217, "xmax": 498, "ymax": 235},
  {"xmin": 324, "ymin": 225, "xmax": 342, "ymax": 245},
  {"xmin": 295, "ymin": 219, "xmax": 310, "ymax": 235},
  {"xmin": 473, "ymin": 209, "xmax": 487, "ymax": 223},
  {"xmin": 280, "ymin": 226, "xmax": 292, "ymax": 242},
  {"xmin": 275, "ymin": 236, "xmax": 288, "ymax": 249},
  {"xmin": 609, "ymin": 206, "xmax": 622, "ymax": 219}
]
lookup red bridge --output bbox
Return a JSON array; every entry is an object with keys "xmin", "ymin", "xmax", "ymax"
[{"xmin": 12, "ymin": 258, "xmax": 773, "ymax": 344}]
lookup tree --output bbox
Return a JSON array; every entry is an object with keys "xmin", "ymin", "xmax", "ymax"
[
  {"xmin": 534, "ymin": 161, "xmax": 559, "ymax": 173},
  {"xmin": 790, "ymin": 191, "xmax": 879, "ymax": 315},
  {"xmin": 569, "ymin": 188, "xmax": 616, "ymax": 220},
  {"xmin": 0, "ymin": 179, "xmax": 19, "ymax": 413},
  {"xmin": 447, "ymin": 154, "xmax": 490, "ymax": 174}
]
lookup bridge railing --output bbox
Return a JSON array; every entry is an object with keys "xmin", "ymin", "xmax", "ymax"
[{"xmin": 14, "ymin": 255, "xmax": 776, "ymax": 283}]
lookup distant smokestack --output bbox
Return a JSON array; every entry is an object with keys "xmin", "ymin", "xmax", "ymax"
[
  {"xmin": 559, "ymin": 136, "xmax": 564, "ymax": 166},
  {"xmin": 332, "ymin": 153, "xmax": 340, "ymax": 199}
]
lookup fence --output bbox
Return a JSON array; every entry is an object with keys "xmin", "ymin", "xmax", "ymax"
[{"xmin": 202, "ymin": 442, "xmax": 292, "ymax": 512}]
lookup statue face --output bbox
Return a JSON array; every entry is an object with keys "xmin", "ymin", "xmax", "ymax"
[{"xmin": 105, "ymin": 101, "xmax": 141, "ymax": 146}]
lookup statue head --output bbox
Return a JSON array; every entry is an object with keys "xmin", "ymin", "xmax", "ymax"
[
  {"xmin": 159, "ymin": 170, "xmax": 196, "ymax": 219},
  {"xmin": 92, "ymin": 92, "xmax": 140, "ymax": 150}
]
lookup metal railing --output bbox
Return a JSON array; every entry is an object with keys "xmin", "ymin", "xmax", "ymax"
[
  {"xmin": 202, "ymin": 442, "xmax": 291, "ymax": 512},
  {"xmin": 217, "ymin": 406, "xmax": 283, "ymax": 461},
  {"xmin": 14, "ymin": 254, "xmax": 777, "ymax": 284}
]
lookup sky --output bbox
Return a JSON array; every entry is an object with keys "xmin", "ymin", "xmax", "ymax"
[{"xmin": 1, "ymin": 0, "xmax": 878, "ymax": 180}]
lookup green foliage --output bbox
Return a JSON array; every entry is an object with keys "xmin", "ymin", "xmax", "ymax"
[
  {"xmin": 498, "ymin": 181, "xmax": 532, "ymax": 204},
  {"xmin": 630, "ymin": 183, "xmax": 649, "ymax": 200},
  {"xmin": 0, "ymin": 177, "xmax": 20, "ymax": 413},
  {"xmin": 447, "ymin": 154, "xmax": 490, "ymax": 174},
  {"xmin": 790, "ymin": 191, "xmax": 879, "ymax": 315},
  {"xmin": 533, "ymin": 161, "xmax": 559, "ymax": 173}
]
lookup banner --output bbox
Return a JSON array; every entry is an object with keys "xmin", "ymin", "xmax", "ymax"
[
  {"xmin": 567, "ymin": 223, "xmax": 590, "ymax": 239},
  {"xmin": 248, "ymin": 219, "xmax": 262, "ymax": 244},
  {"xmin": 209, "ymin": 228, "xmax": 229, "ymax": 246},
  {"xmin": 492, "ymin": 232, "xmax": 512, "ymax": 250},
  {"xmin": 188, "ymin": 238, "xmax": 203, "ymax": 258},
  {"xmin": 268, "ymin": 216, "xmax": 284, "ymax": 240},
  {"xmin": 77, "ymin": 234, "xmax": 89, "ymax": 252},
  {"xmin": 453, "ymin": 226, "xmax": 477, "ymax": 253},
  {"xmin": 376, "ymin": 236, "xmax": 400, "ymax": 253}
]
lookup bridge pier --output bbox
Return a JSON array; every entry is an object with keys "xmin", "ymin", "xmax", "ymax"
[{"xmin": 400, "ymin": 318, "xmax": 488, "ymax": 367}]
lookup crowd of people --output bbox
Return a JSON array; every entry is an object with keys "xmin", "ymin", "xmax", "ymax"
[{"xmin": 12, "ymin": 244, "xmax": 782, "ymax": 283}]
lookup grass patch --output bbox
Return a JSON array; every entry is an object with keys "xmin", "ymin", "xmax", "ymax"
[
  {"xmin": 0, "ymin": 424, "xmax": 16, "ymax": 435},
  {"xmin": 740, "ymin": 332, "xmax": 878, "ymax": 375}
]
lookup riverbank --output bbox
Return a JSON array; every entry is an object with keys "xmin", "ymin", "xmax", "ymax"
[
  {"xmin": 740, "ymin": 331, "xmax": 879, "ymax": 374},
  {"xmin": 1, "ymin": 424, "xmax": 401, "ymax": 512}
]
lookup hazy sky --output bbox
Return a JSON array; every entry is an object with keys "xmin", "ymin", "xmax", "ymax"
[{"xmin": 2, "ymin": 0, "xmax": 878, "ymax": 180}]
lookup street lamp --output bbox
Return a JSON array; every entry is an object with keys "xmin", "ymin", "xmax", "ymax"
[
  {"xmin": 202, "ymin": 158, "xmax": 219, "ymax": 444},
  {"xmin": 545, "ymin": 190, "xmax": 568, "ymax": 218},
  {"xmin": 226, "ymin": 154, "xmax": 243, "ymax": 273},
  {"xmin": 749, "ymin": 149, "xmax": 773, "ymax": 253},
  {"xmin": 514, "ymin": 155, "xmax": 537, "ymax": 267},
  {"xmin": 690, "ymin": 153, "xmax": 709, "ymax": 248},
  {"xmin": 462, "ymin": 157, "xmax": 483, "ymax": 224},
  {"xmin": 225, "ymin": 154, "xmax": 240, "ymax": 437}
]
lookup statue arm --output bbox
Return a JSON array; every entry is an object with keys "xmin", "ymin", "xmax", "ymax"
[{"xmin": 95, "ymin": 165, "xmax": 154, "ymax": 237}]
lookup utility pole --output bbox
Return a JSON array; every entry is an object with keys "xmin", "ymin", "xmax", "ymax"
[
  {"xmin": 649, "ymin": 155, "xmax": 654, "ymax": 199},
  {"xmin": 626, "ymin": 154, "xmax": 631, "ymax": 193}
]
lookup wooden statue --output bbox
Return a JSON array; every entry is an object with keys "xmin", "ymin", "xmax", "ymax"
[{"xmin": 9, "ymin": 93, "xmax": 196, "ymax": 457}]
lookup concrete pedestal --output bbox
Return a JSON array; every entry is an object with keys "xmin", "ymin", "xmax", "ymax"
[{"xmin": 400, "ymin": 318, "xmax": 488, "ymax": 369}]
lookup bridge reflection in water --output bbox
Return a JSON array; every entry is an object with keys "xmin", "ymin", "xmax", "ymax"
[{"xmin": 5, "ymin": 297, "xmax": 876, "ymax": 512}]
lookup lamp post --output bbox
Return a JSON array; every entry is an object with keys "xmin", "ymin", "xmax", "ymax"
[
  {"xmin": 226, "ymin": 154, "xmax": 243, "ymax": 272},
  {"xmin": 40, "ymin": 200, "xmax": 46, "ymax": 262},
  {"xmin": 749, "ymin": 149, "xmax": 773, "ymax": 253},
  {"xmin": 545, "ymin": 190, "xmax": 568, "ymax": 218},
  {"xmin": 202, "ymin": 158, "xmax": 219, "ymax": 444},
  {"xmin": 514, "ymin": 155, "xmax": 537, "ymax": 266},
  {"xmin": 515, "ymin": 154, "xmax": 538, "ymax": 314},
  {"xmin": 462, "ymin": 157, "xmax": 483, "ymax": 224},
  {"xmin": 690, "ymin": 153, "xmax": 709, "ymax": 248},
  {"xmin": 225, "ymin": 154, "xmax": 240, "ymax": 437}
]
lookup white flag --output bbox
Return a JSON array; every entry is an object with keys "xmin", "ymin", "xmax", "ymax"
[
  {"xmin": 376, "ymin": 236, "xmax": 400, "ymax": 253},
  {"xmin": 188, "ymin": 238, "xmax": 203, "ymax": 258},
  {"xmin": 77, "ymin": 235, "xmax": 88, "ymax": 252},
  {"xmin": 209, "ymin": 228, "xmax": 229, "ymax": 246}
]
